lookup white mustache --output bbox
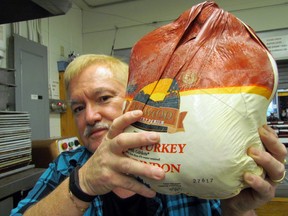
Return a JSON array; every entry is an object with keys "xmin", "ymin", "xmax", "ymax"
[{"xmin": 84, "ymin": 122, "xmax": 110, "ymax": 137}]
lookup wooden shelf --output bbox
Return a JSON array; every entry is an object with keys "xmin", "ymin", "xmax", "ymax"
[{"xmin": 255, "ymin": 197, "xmax": 288, "ymax": 216}]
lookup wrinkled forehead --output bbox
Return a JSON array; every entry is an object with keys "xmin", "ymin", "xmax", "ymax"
[
  {"xmin": 92, "ymin": 65, "xmax": 114, "ymax": 78},
  {"xmin": 71, "ymin": 64, "xmax": 112, "ymax": 87},
  {"xmin": 65, "ymin": 56, "xmax": 128, "ymax": 99},
  {"xmin": 68, "ymin": 64, "xmax": 125, "ymax": 98}
]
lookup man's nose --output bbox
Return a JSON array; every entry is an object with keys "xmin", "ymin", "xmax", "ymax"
[{"xmin": 85, "ymin": 105, "xmax": 102, "ymax": 125}]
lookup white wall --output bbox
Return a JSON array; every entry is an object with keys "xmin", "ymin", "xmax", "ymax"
[
  {"xmin": 81, "ymin": 0, "xmax": 288, "ymax": 54},
  {"xmin": 47, "ymin": 5, "xmax": 83, "ymax": 137}
]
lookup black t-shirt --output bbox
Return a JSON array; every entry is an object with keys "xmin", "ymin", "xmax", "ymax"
[{"xmin": 102, "ymin": 192, "xmax": 157, "ymax": 216}]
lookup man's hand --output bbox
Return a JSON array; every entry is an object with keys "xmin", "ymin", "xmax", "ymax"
[
  {"xmin": 221, "ymin": 125, "xmax": 287, "ymax": 215},
  {"xmin": 78, "ymin": 110, "xmax": 165, "ymax": 198}
]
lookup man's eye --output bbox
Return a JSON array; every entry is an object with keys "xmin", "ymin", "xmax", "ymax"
[
  {"xmin": 72, "ymin": 106, "xmax": 84, "ymax": 114},
  {"xmin": 99, "ymin": 95, "xmax": 112, "ymax": 103}
]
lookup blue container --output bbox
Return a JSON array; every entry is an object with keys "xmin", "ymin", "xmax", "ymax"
[{"xmin": 57, "ymin": 61, "xmax": 69, "ymax": 72}]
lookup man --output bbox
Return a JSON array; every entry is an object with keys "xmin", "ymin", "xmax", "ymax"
[{"xmin": 12, "ymin": 54, "xmax": 287, "ymax": 215}]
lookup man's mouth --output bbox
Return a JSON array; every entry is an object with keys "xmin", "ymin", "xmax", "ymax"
[
  {"xmin": 89, "ymin": 128, "xmax": 107, "ymax": 137},
  {"xmin": 84, "ymin": 123, "xmax": 110, "ymax": 138}
]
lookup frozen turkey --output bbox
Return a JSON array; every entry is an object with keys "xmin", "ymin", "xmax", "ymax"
[{"xmin": 124, "ymin": 1, "xmax": 278, "ymax": 199}]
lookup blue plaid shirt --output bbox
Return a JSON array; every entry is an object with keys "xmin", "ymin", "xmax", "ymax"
[{"xmin": 11, "ymin": 146, "xmax": 221, "ymax": 216}]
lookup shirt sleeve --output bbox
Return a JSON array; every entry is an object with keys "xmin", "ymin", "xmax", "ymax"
[
  {"xmin": 10, "ymin": 162, "xmax": 67, "ymax": 215},
  {"xmin": 10, "ymin": 147, "xmax": 90, "ymax": 215}
]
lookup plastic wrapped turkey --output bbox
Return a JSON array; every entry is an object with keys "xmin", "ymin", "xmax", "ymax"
[{"xmin": 124, "ymin": 1, "xmax": 278, "ymax": 199}]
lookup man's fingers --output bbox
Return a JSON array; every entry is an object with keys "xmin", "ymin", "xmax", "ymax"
[
  {"xmin": 258, "ymin": 125, "xmax": 287, "ymax": 162},
  {"xmin": 107, "ymin": 110, "xmax": 143, "ymax": 139},
  {"xmin": 257, "ymin": 125, "xmax": 287, "ymax": 182},
  {"xmin": 248, "ymin": 147, "xmax": 285, "ymax": 181},
  {"xmin": 113, "ymin": 156, "xmax": 165, "ymax": 180},
  {"xmin": 109, "ymin": 131, "xmax": 160, "ymax": 153},
  {"xmin": 116, "ymin": 175, "xmax": 157, "ymax": 198},
  {"xmin": 244, "ymin": 173, "xmax": 275, "ymax": 201}
]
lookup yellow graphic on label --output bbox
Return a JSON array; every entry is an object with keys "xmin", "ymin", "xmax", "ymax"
[{"xmin": 125, "ymin": 78, "xmax": 187, "ymax": 133}]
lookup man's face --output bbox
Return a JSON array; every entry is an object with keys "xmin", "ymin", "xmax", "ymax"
[{"xmin": 68, "ymin": 64, "xmax": 126, "ymax": 152}]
